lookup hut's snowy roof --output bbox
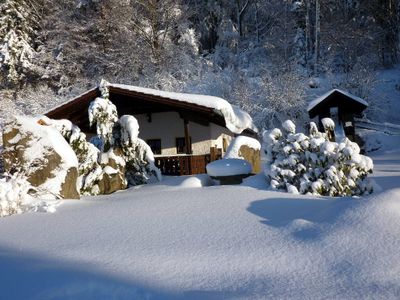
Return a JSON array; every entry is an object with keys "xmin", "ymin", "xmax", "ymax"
[
  {"xmin": 108, "ymin": 83, "xmax": 257, "ymax": 134},
  {"xmin": 307, "ymin": 89, "xmax": 368, "ymax": 112}
]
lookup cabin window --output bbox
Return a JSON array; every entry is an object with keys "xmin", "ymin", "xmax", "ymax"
[
  {"xmin": 147, "ymin": 139, "xmax": 161, "ymax": 155},
  {"xmin": 176, "ymin": 137, "xmax": 191, "ymax": 154}
]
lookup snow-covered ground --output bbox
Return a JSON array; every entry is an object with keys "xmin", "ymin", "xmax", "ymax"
[{"xmin": 0, "ymin": 133, "xmax": 400, "ymax": 299}]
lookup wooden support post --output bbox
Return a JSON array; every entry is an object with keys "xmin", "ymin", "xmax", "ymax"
[{"xmin": 184, "ymin": 119, "xmax": 191, "ymax": 155}]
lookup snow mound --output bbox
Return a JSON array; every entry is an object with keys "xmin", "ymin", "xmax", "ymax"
[
  {"xmin": 178, "ymin": 175, "xmax": 214, "ymax": 188},
  {"xmin": 0, "ymin": 175, "xmax": 60, "ymax": 217},
  {"xmin": 207, "ymin": 158, "xmax": 252, "ymax": 177}
]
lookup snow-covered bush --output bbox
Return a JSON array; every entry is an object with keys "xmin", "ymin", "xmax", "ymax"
[
  {"xmin": 39, "ymin": 112, "xmax": 161, "ymax": 195},
  {"xmin": 263, "ymin": 119, "xmax": 373, "ymax": 196},
  {"xmin": 85, "ymin": 80, "xmax": 161, "ymax": 191},
  {"xmin": 119, "ymin": 115, "xmax": 161, "ymax": 185},
  {"xmin": 42, "ymin": 111, "xmax": 160, "ymax": 195}
]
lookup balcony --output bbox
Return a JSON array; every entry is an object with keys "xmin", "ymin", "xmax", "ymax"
[{"xmin": 154, "ymin": 154, "xmax": 211, "ymax": 176}]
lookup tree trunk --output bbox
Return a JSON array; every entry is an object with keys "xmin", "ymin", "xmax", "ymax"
[{"xmin": 314, "ymin": 0, "xmax": 320, "ymax": 76}]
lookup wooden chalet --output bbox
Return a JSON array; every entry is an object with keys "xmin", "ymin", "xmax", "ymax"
[
  {"xmin": 307, "ymin": 89, "xmax": 368, "ymax": 140},
  {"xmin": 46, "ymin": 84, "xmax": 257, "ymax": 176}
]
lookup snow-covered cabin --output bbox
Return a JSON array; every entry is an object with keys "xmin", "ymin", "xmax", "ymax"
[
  {"xmin": 307, "ymin": 89, "xmax": 368, "ymax": 141},
  {"xmin": 46, "ymin": 84, "xmax": 258, "ymax": 175}
]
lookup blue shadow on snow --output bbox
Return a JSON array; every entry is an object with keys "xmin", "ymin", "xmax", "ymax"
[
  {"xmin": 247, "ymin": 196, "xmax": 356, "ymax": 240},
  {"xmin": 0, "ymin": 246, "xmax": 177, "ymax": 300}
]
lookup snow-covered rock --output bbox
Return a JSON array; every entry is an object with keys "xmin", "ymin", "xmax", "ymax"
[
  {"xmin": 2, "ymin": 116, "xmax": 80, "ymax": 199},
  {"xmin": 39, "ymin": 116, "xmax": 100, "ymax": 176},
  {"xmin": 45, "ymin": 119, "xmax": 128, "ymax": 196},
  {"xmin": 224, "ymin": 136, "xmax": 261, "ymax": 159},
  {"xmin": 224, "ymin": 135, "xmax": 261, "ymax": 173},
  {"xmin": 97, "ymin": 148, "xmax": 127, "ymax": 195}
]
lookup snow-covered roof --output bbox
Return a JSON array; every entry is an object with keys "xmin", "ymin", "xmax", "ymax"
[
  {"xmin": 307, "ymin": 89, "xmax": 369, "ymax": 113},
  {"xmin": 46, "ymin": 83, "xmax": 257, "ymax": 135},
  {"xmin": 108, "ymin": 83, "xmax": 257, "ymax": 134}
]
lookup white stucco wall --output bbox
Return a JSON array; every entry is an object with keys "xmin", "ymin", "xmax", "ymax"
[
  {"xmin": 211, "ymin": 123, "xmax": 234, "ymax": 148},
  {"xmin": 134, "ymin": 112, "xmax": 233, "ymax": 156}
]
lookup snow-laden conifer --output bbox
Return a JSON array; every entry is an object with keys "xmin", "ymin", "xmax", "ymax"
[
  {"xmin": 0, "ymin": 0, "xmax": 38, "ymax": 85},
  {"xmin": 88, "ymin": 79, "xmax": 118, "ymax": 152},
  {"xmin": 263, "ymin": 118, "xmax": 373, "ymax": 196}
]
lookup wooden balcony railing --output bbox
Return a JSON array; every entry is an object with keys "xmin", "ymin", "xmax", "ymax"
[{"xmin": 155, "ymin": 154, "xmax": 211, "ymax": 176}]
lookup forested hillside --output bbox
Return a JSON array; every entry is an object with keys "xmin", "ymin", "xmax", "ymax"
[{"xmin": 0, "ymin": 0, "xmax": 399, "ymax": 129}]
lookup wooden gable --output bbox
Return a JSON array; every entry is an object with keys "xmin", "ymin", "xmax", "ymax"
[{"xmin": 308, "ymin": 89, "xmax": 368, "ymax": 119}]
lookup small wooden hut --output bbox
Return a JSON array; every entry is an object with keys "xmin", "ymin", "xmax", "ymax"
[{"xmin": 307, "ymin": 89, "xmax": 368, "ymax": 140}]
